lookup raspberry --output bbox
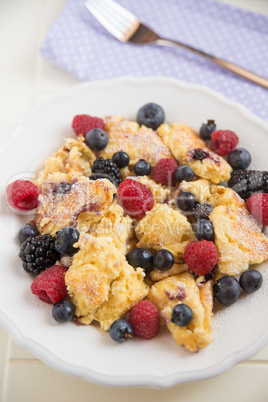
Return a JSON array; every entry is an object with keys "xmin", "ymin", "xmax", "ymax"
[
  {"xmin": 117, "ymin": 178, "xmax": 154, "ymax": 219},
  {"xmin": 31, "ymin": 265, "xmax": 67, "ymax": 304},
  {"xmin": 183, "ymin": 240, "xmax": 219, "ymax": 275},
  {"xmin": 211, "ymin": 130, "xmax": 239, "ymax": 156},
  {"xmin": 128, "ymin": 300, "xmax": 160, "ymax": 339},
  {"xmin": 6, "ymin": 180, "xmax": 39, "ymax": 211},
  {"xmin": 246, "ymin": 193, "xmax": 268, "ymax": 225},
  {"xmin": 72, "ymin": 114, "xmax": 105, "ymax": 137},
  {"xmin": 152, "ymin": 158, "xmax": 178, "ymax": 186}
]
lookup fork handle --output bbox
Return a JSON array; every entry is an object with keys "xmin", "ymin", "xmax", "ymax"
[{"xmin": 156, "ymin": 38, "xmax": 268, "ymax": 89}]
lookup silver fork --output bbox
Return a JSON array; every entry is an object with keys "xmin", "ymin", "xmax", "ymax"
[{"xmin": 85, "ymin": 0, "xmax": 268, "ymax": 89}]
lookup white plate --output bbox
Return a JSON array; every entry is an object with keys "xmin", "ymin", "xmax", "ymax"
[{"xmin": 1, "ymin": 77, "xmax": 268, "ymax": 389}]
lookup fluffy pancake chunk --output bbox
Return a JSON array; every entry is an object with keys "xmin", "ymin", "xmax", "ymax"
[
  {"xmin": 35, "ymin": 178, "xmax": 116, "ymax": 236},
  {"xmin": 36, "ymin": 136, "xmax": 95, "ymax": 185},
  {"xmin": 157, "ymin": 123, "xmax": 231, "ymax": 183},
  {"xmin": 148, "ymin": 273, "xmax": 213, "ymax": 352},
  {"xmin": 135, "ymin": 203, "xmax": 196, "ymax": 261},
  {"xmin": 65, "ymin": 235, "xmax": 148, "ymax": 330},
  {"xmin": 101, "ymin": 116, "xmax": 172, "ymax": 166},
  {"xmin": 210, "ymin": 205, "xmax": 268, "ymax": 275}
]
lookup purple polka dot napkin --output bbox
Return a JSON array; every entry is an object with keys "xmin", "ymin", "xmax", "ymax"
[{"xmin": 41, "ymin": 0, "xmax": 268, "ymax": 120}]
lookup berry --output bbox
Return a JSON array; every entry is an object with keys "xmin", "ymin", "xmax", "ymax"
[
  {"xmin": 117, "ymin": 178, "xmax": 154, "ymax": 219},
  {"xmin": 214, "ymin": 276, "xmax": 241, "ymax": 306},
  {"xmin": 31, "ymin": 265, "xmax": 67, "ymax": 304},
  {"xmin": 184, "ymin": 240, "xmax": 218, "ymax": 275},
  {"xmin": 211, "ymin": 130, "xmax": 239, "ymax": 156},
  {"xmin": 128, "ymin": 300, "xmax": 160, "ymax": 339},
  {"xmin": 171, "ymin": 304, "xmax": 193, "ymax": 327},
  {"xmin": 52, "ymin": 299, "xmax": 75, "ymax": 322},
  {"xmin": 227, "ymin": 148, "xmax": 251, "ymax": 170},
  {"xmin": 6, "ymin": 180, "xmax": 39, "ymax": 211},
  {"xmin": 246, "ymin": 193, "xmax": 268, "ymax": 225},
  {"xmin": 153, "ymin": 249, "xmax": 175, "ymax": 271},
  {"xmin": 109, "ymin": 319, "xmax": 133, "ymax": 343},
  {"xmin": 152, "ymin": 158, "xmax": 178, "ymax": 186},
  {"xmin": 193, "ymin": 202, "xmax": 214, "ymax": 220},
  {"xmin": 55, "ymin": 183, "xmax": 72, "ymax": 194},
  {"xmin": 112, "ymin": 151, "xmax": 129, "ymax": 168},
  {"xmin": 134, "ymin": 159, "xmax": 152, "ymax": 176},
  {"xmin": 85, "ymin": 128, "xmax": 109, "ymax": 151},
  {"xmin": 18, "ymin": 222, "xmax": 39, "ymax": 244},
  {"xmin": 90, "ymin": 157, "xmax": 122, "ymax": 187},
  {"xmin": 200, "ymin": 120, "xmax": 216, "ymax": 140},
  {"xmin": 137, "ymin": 103, "xmax": 165, "ymax": 130},
  {"xmin": 239, "ymin": 269, "xmax": 263, "ymax": 293},
  {"xmin": 194, "ymin": 219, "xmax": 214, "ymax": 241},
  {"xmin": 175, "ymin": 165, "xmax": 194, "ymax": 182},
  {"xmin": 176, "ymin": 192, "xmax": 196, "ymax": 211},
  {"xmin": 72, "ymin": 114, "xmax": 105, "ymax": 137},
  {"xmin": 19, "ymin": 234, "xmax": 60, "ymax": 275},
  {"xmin": 55, "ymin": 226, "xmax": 80, "ymax": 255},
  {"xmin": 228, "ymin": 170, "xmax": 268, "ymax": 200},
  {"xmin": 126, "ymin": 248, "xmax": 154, "ymax": 274},
  {"xmin": 192, "ymin": 148, "xmax": 210, "ymax": 161}
]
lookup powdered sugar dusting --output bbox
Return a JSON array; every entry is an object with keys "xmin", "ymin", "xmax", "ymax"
[
  {"xmin": 101, "ymin": 118, "xmax": 172, "ymax": 166},
  {"xmin": 35, "ymin": 178, "xmax": 115, "ymax": 235}
]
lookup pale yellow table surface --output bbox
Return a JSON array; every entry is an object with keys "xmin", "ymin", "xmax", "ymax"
[{"xmin": 1, "ymin": 1, "xmax": 268, "ymax": 401}]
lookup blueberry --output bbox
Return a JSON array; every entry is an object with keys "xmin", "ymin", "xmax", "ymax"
[
  {"xmin": 194, "ymin": 219, "xmax": 214, "ymax": 241},
  {"xmin": 193, "ymin": 202, "xmax": 214, "ymax": 220},
  {"xmin": 55, "ymin": 226, "xmax": 80, "ymax": 255},
  {"xmin": 171, "ymin": 304, "xmax": 193, "ymax": 327},
  {"xmin": 134, "ymin": 159, "xmax": 151, "ymax": 176},
  {"xmin": 52, "ymin": 299, "xmax": 75, "ymax": 323},
  {"xmin": 214, "ymin": 276, "xmax": 241, "ymax": 306},
  {"xmin": 137, "ymin": 103, "xmax": 165, "ymax": 130},
  {"xmin": 200, "ymin": 120, "xmax": 216, "ymax": 140},
  {"xmin": 227, "ymin": 148, "xmax": 251, "ymax": 170},
  {"xmin": 175, "ymin": 166, "xmax": 194, "ymax": 182},
  {"xmin": 239, "ymin": 269, "xmax": 263, "ymax": 293},
  {"xmin": 153, "ymin": 249, "xmax": 175, "ymax": 271},
  {"xmin": 176, "ymin": 192, "xmax": 196, "ymax": 211},
  {"xmin": 85, "ymin": 128, "xmax": 108, "ymax": 151},
  {"xmin": 18, "ymin": 223, "xmax": 39, "ymax": 244},
  {"xmin": 109, "ymin": 319, "xmax": 133, "ymax": 343},
  {"xmin": 112, "ymin": 151, "xmax": 129, "ymax": 168},
  {"xmin": 126, "ymin": 248, "xmax": 154, "ymax": 274}
]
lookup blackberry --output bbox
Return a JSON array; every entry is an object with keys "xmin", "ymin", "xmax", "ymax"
[
  {"xmin": 90, "ymin": 157, "xmax": 122, "ymax": 187},
  {"xmin": 228, "ymin": 170, "xmax": 268, "ymax": 200},
  {"xmin": 192, "ymin": 148, "xmax": 210, "ymax": 161},
  {"xmin": 19, "ymin": 234, "xmax": 60, "ymax": 275},
  {"xmin": 193, "ymin": 202, "xmax": 214, "ymax": 220}
]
